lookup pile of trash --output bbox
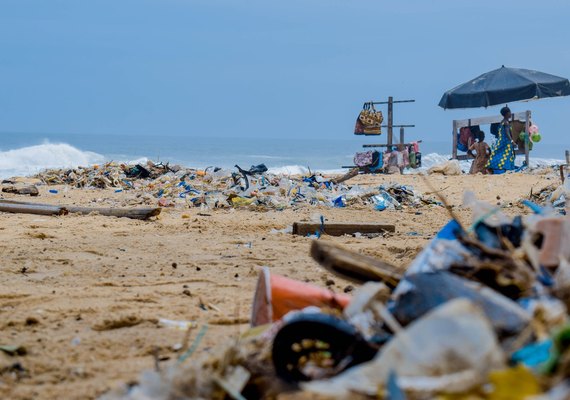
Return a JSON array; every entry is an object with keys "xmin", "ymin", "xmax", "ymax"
[
  {"xmin": 34, "ymin": 162, "xmax": 440, "ymax": 212},
  {"xmin": 526, "ymin": 179, "xmax": 569, "ymax": 215},
  {"xmin": 102, "ymin": 192, "xmax": 570, "ymax": 399}
]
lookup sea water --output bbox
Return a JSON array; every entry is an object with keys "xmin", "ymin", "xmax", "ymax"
[{"xmin": 0, "ymin": 132, "xmax": 566, "ymax": 179}]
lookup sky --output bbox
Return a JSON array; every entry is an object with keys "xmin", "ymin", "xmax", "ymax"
[{"xmin": 1, "ymin": 0, "xmax": 569, "ymax": 148}]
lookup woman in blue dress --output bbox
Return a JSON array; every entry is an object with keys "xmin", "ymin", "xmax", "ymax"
[{"xmin": 486, "ymin": 106, "xmax": 516, "ymax": 174}]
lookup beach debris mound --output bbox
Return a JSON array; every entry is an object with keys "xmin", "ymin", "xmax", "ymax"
[
  {"xmin": 101, "ymin": 193, "xmax": 570, "ymax": 399},
  {"xmin": 31, "ymin": 161, "xmax": 441, "ymax": 212}
]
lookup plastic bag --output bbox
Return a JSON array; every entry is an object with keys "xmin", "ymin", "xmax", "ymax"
[{"xmin": 302, "ymin": 299, "xmax": 505, "ymax": 397}]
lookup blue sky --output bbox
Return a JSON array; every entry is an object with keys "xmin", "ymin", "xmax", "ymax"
[{"xmin": 1, "ymin": 0, "xmax": 569, "ymax": 147}]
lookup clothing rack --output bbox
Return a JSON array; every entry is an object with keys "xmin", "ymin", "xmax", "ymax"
[{"xmin": 366, "ymin": 97, "xmax": 416, "ymax": 149}]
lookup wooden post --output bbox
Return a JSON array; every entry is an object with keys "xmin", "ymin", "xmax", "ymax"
[
  {"xmin": 452, "ymin": 120, "xmax": 458, "ymax": 160},
  {"xmin": 387, "ymin": 96, "xmax": 393, "ymax": 150},
  {"xmin": 565, "ymin": 150, "xmax": 569, "ymax": 165},
  {"xmin": 525, "ymin": 110, "xmax": 531, "ymax": 167},
  {"xmin": 399, "ymin": 127, "xmax": 405, "ymax": 145}
]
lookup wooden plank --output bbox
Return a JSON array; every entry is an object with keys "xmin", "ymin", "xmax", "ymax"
[
  {"xmin": 371, "ymin": 100, "xmax": 415, "ymax": 105},
  {"xmin": 453, "ymin": 111, "xmax": 528, "ymax": 128},
  {"xmin": 292, "ymin": 222, "xmax": 395, "ymax": 237},
  {"xmin": 310, "ymin": 241, "xmax": 402, "ymax": 287}
]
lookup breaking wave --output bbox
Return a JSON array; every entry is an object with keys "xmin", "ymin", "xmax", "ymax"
[
  {"xmin": 267, "ymin": 165, "xmax": 346, "ymax": 176},
  {"xmin": 0, "ymin": 143, "xmax": 105, "ymax": 179}
]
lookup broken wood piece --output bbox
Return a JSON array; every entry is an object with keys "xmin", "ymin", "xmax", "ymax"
[
  {"xmin": 331, "ymin": 168, "xmax": 359, "ymax": 185},
  {"xmin": 2, "ymin": 185, "xmax": 39, "ymax": 196},
  {"xmin": 310, "ymin": 241, "xmax": 402, "ymax": 287},
  {"xmin": 293, "ymin": 222, "xmax": 395, "ymax": 237},
  {"xmin": 0, "ymin": 199, "xmax": 160, "ymax": 220}
]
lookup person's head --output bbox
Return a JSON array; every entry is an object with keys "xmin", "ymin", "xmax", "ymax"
[
  {"xmin": 477, "ymin": 131, "xmax": 485, "ymax": 142},
  {"xmin": 500, "ymin": 106, "xmax": 511, "ymax": 120}
]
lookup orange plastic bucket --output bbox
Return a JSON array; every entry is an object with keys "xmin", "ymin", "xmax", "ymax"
[{"xmin": 251, "ymin": 267, "xmax": 351, "ymax": 327}]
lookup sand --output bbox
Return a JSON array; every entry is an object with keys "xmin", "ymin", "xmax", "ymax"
[{"xmin": 0, "ymin": 171, "xmax": 559, "ymax": 399}]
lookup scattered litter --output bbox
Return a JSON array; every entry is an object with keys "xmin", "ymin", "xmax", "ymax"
[
  {"xmin": 29, "ymin": 161, "xmax": 441, "ymax": 212},
  {"xmin": 102, "ymin": 191, "xmax": 570, "ymax": 399}
]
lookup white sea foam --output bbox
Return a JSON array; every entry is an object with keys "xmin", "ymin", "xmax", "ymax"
[
  {"xmin": 0, "ymin": 143, "xmax": 105, "ymax": 179},
  {"xmin": 267, "ymin": 165, "xmax": 346, "ymax": 176}
]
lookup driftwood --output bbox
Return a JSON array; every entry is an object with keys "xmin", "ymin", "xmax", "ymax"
[
  {"xmin": 0, "ymin": 202, "xmax": 67, "ymax": 216},
  {"xmin": 64, "ymin": 205, "xmax": 161, "ymax": 220},
  {"xmin": 0, "ymin": 200, "xmax": 160, "ymax": 220},
  {"xmin": 293, "ymin": 222, "xmax": 395, "ymax": 237},
  {"xmin": 310, "ymin": 241, "xmax": 402, "ymax": 288},
  {"xmin": 2, "ymin": 185, "xmax": 39, "ymax": 196},
  {"xmin": 331, "ymin": 168, "xmax": 359, "ymax": 185}
]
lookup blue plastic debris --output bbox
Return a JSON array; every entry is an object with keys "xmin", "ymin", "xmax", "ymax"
[{"xmin": 511, "ymin": 340, "xmax": 553, "ymax": 368}]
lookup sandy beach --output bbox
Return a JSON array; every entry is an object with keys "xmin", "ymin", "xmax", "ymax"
[{"xmin": 0, "ymin": 170, "xmax": 560, "ymax": 400}]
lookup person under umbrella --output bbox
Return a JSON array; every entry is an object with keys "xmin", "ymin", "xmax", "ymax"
[{"xmin": 486, "ymin": 106, "xmax": 516, "ymax": 174}]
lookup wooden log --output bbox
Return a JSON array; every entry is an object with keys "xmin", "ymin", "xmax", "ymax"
[
  {"xmin": 292, "ymin": 222, "xmax": 395, "ymax": 237},
  {"xmin": 65, "ymin": 205, "xmax": 161, "ymax": 220},
  {"xmin": 0, "ymin": 200, "xmax": 160, "ymax": 220},
  {"xmin": 0, "ymin": 202, "xmax": 67, "ymax": 216},
  {"xmin": 310, "ymin": 241, "xmax": 402, "ymax": 287},
  {"xmin": 330, "ymin": 168, "xmax": 359, "ymax": 185}
]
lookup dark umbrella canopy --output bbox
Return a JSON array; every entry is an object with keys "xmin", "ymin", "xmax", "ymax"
[{"xmin": 439, "ymin": 66, "xmax": 570, "ymax": 109}]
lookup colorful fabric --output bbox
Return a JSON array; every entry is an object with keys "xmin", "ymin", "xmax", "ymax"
[
  {"xmin": 354, "ymin": 151, "xmax": 375, "ymax": 167},
  {"xmin": 486, "ymin": 123, "xmax": 515, "ymax": 172}
]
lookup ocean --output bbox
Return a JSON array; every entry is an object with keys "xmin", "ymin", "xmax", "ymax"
[{"xmin": 0, "ymin": 132, "xmax": 566, "ymax": 179}]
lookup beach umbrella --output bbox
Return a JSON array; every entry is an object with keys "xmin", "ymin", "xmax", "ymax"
[{"xmin": 438, "ymin": 66, "xmax": 570, "ymax": 109}]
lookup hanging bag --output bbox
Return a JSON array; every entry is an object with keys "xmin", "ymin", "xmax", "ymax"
[{"xmin": 354, "ymin": 102, "xmax": 383, "ymax": 135}]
